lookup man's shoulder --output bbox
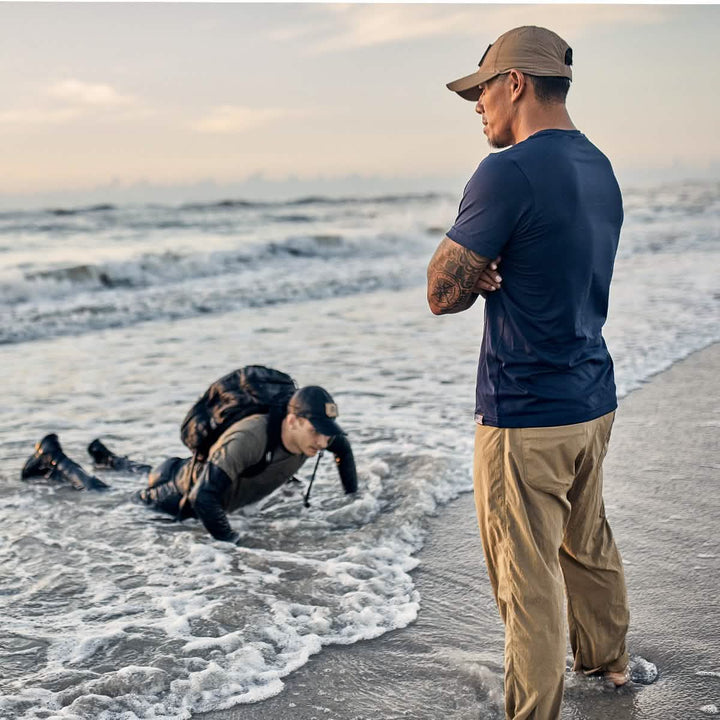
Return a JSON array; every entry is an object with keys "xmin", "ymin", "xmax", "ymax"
[
  {"xmin": 466, "ymin": 150, "xmax": 529, "ymax": 197},
  {"xmin": 509, "ymin": 129, "xmax": 611, "ymax": 168},
  {"xmin": 476, "ymin": 149, "xmax": 522, "ymax": 174},
  {"xmin": 214, "ymin": 414, "xmax": 268, "ymax": 455},
  {"xmin": 206, "ymin": 414, "xmax": 270, "ymax": 480}
]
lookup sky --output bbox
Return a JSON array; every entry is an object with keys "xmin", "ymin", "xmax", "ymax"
[{"xmin": 1, "ymin": 2, "xmax": 719, "ymax": 207}]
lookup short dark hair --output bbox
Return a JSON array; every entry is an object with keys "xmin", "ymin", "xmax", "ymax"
[{"xmin": 527, "ymin": 75, "xmax": 571, "ymax": 104}]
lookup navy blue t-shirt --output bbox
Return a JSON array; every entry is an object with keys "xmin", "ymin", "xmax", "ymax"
[{"xmin": 447, "ymin": 129, "xmax": 622, "ymax": 428}]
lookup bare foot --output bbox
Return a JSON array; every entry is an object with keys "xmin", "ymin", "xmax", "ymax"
[{"xmin": 604, "ymin": 668, "xmax": 630, "ymax": 686}]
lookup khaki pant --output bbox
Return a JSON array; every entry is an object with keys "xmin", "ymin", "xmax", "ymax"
[{"xmin": 473, "ymin": 411, "xmax": 629, "ymax": 720}]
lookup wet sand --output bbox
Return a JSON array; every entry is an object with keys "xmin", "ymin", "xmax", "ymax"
[{"xmin": 199, "ymin": 343, "xmax": 720, "ymax": 720}]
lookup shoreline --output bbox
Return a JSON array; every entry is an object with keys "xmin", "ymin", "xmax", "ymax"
[{"xmin": 198, "ymin": 342, "xmax": 720, "ymax": 720}]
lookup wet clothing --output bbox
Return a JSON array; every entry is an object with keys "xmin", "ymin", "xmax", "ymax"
[
  {"xmin": 140, "ymin": 414, "xmax": 308, "ymax": 539},
  {"xmin": 447, "ymin": 129, "xmax": 622, "ymax": 428},
  {"xmin": 139, "ymin": 413, "xmax": 355, "ymax": 542},
  {"xmin": 21, "ymin": 413, "xmax": 356, "ymax": 541},
  {"xmin": 207, "ymin": 414, "xmax": 306, "ymax": 509}
]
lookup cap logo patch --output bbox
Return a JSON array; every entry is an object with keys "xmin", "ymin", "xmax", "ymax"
[{"xmin": 325, "ymin": 402, "xmax": 338, "ymax": 418}]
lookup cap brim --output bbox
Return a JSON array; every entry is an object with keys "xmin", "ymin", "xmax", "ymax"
[
  {"xmin": 446, "ymin": 68, "xmax": 500, "ymax": 101},
  {"xmin": 309, "ymin": 416, "xmax": 344, "ymax": 437}
]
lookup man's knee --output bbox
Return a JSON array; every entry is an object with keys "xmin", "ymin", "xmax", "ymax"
[
  {"xmin": 147, "ymin": 457, "xmax": 184, "ymax": 488},
  {"xmin": 136, "ymin": 457, "xmax": 187, "ymax": 516}
]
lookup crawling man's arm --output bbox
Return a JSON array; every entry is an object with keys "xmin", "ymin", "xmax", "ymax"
[
  {"xmin": 427, "ymin": 236, "xmax": 495, "ymax": 315},
  {"xmin": 190, "ymin": 462, "xmax": 238, "ymax": 542}
]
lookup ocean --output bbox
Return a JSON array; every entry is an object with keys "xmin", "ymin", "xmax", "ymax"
[{"xmin": 0, "ymin": 181, "xmax": 718, "ymax": 719}]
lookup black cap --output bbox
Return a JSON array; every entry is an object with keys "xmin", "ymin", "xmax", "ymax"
[{"xmin": 288, "ymin": 386, "xmax": 344, "ymax": 437}]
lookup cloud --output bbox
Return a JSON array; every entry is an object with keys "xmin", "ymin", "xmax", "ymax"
[
  {"xmin": 0, "ymin": 79, "xmax": 146, "ymax": 127},
  {"xmin": 313, "ymin": 5, "xmax": 477, "ymax": 52},
  {"xmin": 0, "ymin": 107, "xmax": 82, "ymax": 127},
  {"xmin": 47, "ymin": 79, "xmax": 136, "ymax": 107},
  {"xmin": 295, "ymin": 4, "xmax": 670, "ymax": 54},
  {"xmin": 192, "ymin": 106, "xmax": 301, "ymax": 134}
]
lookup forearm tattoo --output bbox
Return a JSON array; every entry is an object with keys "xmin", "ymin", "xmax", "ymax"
[{"xmin": 427, "ymin": 238, "xmax": 491, "ymax": 314}]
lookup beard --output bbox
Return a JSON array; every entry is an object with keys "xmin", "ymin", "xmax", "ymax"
[
  {"xmin": 488, "ymin": 138, "xmax": 510, "ymax": 149},
  {"xmin": 486, "ymin": 127, "xmax": 513, "ymax": 149}
]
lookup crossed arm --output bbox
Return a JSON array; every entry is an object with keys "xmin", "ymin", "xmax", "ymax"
[{"xmin": 426, "ymin": 236, "xmax": 501, "ymax": 315}]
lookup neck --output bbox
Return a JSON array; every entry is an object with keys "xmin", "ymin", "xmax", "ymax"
[
  {"xmin": 513, "ymin": 104, "xmax": 575, "ymax": 144},
  {"xmin": 280, "ymin": 415, "xmax": 299, "ymax": 454}
]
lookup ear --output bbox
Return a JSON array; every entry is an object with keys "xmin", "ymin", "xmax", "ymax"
[{"xmin": 507, "ymin": 69, "xmax": 527, "ymax": 103}]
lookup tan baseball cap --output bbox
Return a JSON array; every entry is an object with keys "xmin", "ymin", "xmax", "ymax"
[{"xmin": 447, "ymin": 26, "xmax": 573, "ymax": 101}]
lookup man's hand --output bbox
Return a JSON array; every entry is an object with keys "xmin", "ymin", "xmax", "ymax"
[
  {"xmin": 190, "ymin": 462, "xmax": 238, "ymax": 542},
  {"xmin": 327, "ymin": 434, "xmax": 357, "ymax": 494},
  {"xmin": 427, "ymin": 237, "xmax": 493, "ymax": 315},
  {"xmin": 474, "ymin": 256, "xmax": 502, "ymax": 298}
]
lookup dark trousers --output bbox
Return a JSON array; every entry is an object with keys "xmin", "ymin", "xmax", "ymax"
[{"xmin": 137, "ymin": 456, "xmax": 193, "ymax": 517}]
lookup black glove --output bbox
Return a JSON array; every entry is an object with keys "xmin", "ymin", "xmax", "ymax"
[
  {"xmin": 189, "ymin": 462, "xmax": 239, "ymax": 543},
  {"xmin": 327, "ymin": 434, "xmax": 358, "ymax": 494}
]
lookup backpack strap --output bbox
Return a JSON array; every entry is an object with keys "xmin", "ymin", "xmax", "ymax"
[
  {"xmin": 240, "ymin": 402, "xmax": 286, "ymax": 479},
  {"xmin": 176, "ymin": 400, "xmax": 289, "ymax": 523}
]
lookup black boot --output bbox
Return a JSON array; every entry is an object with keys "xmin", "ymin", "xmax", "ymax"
[
  {"xmin": 54, "ymin": 454, "xmax": 109, "ymax": 491},
  {"xmin": 87, "ymin": 438, "xmax": 151, "ymax": 474},
  {"xmin": 21, "ymin": 433, "xmax": 109, "ymax": 491},
  {"xmin": 21, "ymin": 433, "xmax": 62, "ymax": 479}
]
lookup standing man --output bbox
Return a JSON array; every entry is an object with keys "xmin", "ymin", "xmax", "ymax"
[{"xmin": 427, "ymin": 26, "xmax": 630, "ymax": 720}]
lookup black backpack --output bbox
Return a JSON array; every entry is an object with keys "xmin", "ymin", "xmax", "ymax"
[{"xmin": 180, "ymin": 365, "xmax": 297, "ymax": 460}]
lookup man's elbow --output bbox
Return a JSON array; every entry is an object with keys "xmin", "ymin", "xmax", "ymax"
[
  {"xmin": 427, "ymin": 294, "xmax": 447, "ymax": 315},
  {"xmin": 427, "ymin": 283, "xmax": 456, "ymax": 315},
  {"xmin": 426, "ymin": 278, "xmax": 448, "ymax": 315}
]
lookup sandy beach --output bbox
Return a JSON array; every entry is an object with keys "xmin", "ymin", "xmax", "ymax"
[
  {"xmin": 2, "ymin": 5, "xmax": 720, "ymax": 718},
  {"xmin": 1, "ymin": 187, "xmax": 717, "ymax": 719},
  {"xmin": 199, "ymin": 343, "xmax": 720, "ymax": 720}
]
